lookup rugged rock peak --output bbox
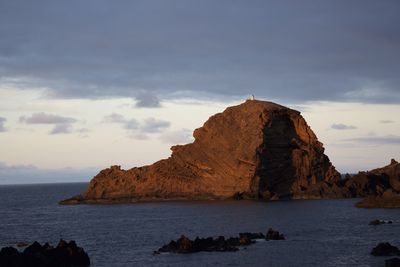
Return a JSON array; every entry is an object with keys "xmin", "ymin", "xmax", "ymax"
[{"xmin": 61, "ymin": 99, "xmax": 340, "ymax": 204}]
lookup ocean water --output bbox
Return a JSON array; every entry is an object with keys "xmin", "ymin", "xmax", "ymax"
[{"xmin": 0, "ymin": 183, "xmax": 399, "ymax": 267}]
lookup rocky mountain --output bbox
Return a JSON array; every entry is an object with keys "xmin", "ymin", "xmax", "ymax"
[{"xmin": 61, "ymin": 99, "xmax": 341, "ymax": 204}]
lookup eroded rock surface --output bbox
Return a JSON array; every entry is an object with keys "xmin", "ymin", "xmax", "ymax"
[
  {"xmin": 353, "ymin": 159, "xmax": 400, "ymax": 208},
  {"xmin": 296, "ymin": 159, "xmax": 400, "ymax": 205},
  {"xmin": 61, "ymin": 100, "xmax": 340, "ymax": 204}
]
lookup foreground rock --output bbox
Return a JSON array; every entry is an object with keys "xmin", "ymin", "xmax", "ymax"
[
  {"xmin": 386, "ymin": 258, "xmax": 400, "ymax": 267},
  {"xmin": 265, "ymin": 228, "xmax": 285, "ymax": 240},
  {"xmin": 61, "ymin": 100, "xmax": 340, "ymax": 204},
  {"xmin": 369, "ymin": 219, "xmax": 393, "ymax": 225},
  {"xmin": 0, "ymin": 240, "xmax": 90, "ymax": 267},
  {"xmin": 156, "ymin": 229, "xmax": 284, "ymax": 253},
  {"xmin": 371, "ymin": 242, "xmax": 400, "ymax": 256}
]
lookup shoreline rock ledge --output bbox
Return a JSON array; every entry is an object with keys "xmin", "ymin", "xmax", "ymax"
[{"xmin": 60, "ymin": 99, "xmax": 341, "ymax": 204}]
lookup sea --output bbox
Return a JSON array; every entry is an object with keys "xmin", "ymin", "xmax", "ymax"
[{"xmin": 0, "ymin": 183, "xmax": 399, "ymax": 267}]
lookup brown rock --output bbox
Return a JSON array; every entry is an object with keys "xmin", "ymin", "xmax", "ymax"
[
  {"xmin": 356, "ymin": 190, "xmax": 400, "ymax": 208},
  {"xmin": 61, "ymin": 100, "xmax": 340, "ymax": 204},
  {"xmin": 351, "ymin": 159, "xmax": 400, "ymax": 208},
  {"xmin": 265, "ymin": 228, "xmax": 285, "ymax": 240},
  {"xmin": 371, "ymin": 242, "xmax": 400, "ymax": 256}
]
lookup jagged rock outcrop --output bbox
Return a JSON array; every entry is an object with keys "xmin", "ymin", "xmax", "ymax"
[
  {"xmin": 155, "ymin": 229, "xmax": 285, "ymax": 253},
  {"xmin": 61, "ymin": 99, "xmax": 340, "ymax": 204},
  {"xmin": 294, "ymin": 159, "xmax": 400, "ymax": 203},
  {"xmin": 0, "ymin": 240, "xmax": 90, "ymax": 267},
  {"xmin": 351, "ymin": 159, "xmax": 400, "ymax": 208}
]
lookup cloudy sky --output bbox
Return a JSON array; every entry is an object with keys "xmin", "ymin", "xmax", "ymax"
[{"xmin": 0, "ymin": 0, "xmax": 399, "ymax": 184}]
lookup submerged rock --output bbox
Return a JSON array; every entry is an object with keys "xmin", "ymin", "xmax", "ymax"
[
  {"xmin": 354, "ymin": 159, "xmax": 400, "ymax": 208},
  {"xmin": 265, "ymin": 228, "xmax": 285, "ymax": 240},
  {"xmin": 157, "ymin": 235, "xmax": 239, "ymax": 253},
  {"xmin": 371, "ymin": 242, "xmax": 400, "ymax": 256},
  {"xmin": 386, "ymin": 258, "xmax": 400, "ymax": 267},
  {"xmin": 156, "ymin": 230, "xmax": 285, "ymax": 253},
  {"xmin": 0, "ymin": 240, "xmax": 90, "ymax": 267},
  {"xmin": 61, "ymin": 100, "xmax": 340, "ymax": 204},
  {"xmin": 369, "ymin": 219, "xmax": 393, "ymax": 225}
]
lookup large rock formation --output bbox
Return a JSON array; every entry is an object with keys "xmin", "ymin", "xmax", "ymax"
[{"xmin": 61, "ymin": 99, "xmax": 340, "ymax": 204}]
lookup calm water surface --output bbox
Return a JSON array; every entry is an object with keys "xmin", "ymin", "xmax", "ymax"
[{"xmin": 0, "ymin": 183, "xmax": 399, "ymax": 267}]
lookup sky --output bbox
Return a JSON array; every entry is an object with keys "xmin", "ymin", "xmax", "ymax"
[{"xmin": 0, "ymin": 0, "xmax": 399, "ymax": 184}]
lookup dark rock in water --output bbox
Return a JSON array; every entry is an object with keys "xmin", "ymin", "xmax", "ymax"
[
  {"xmin": 0, "ymin": 239, "xmax": 90, "ymax": 267},
  {"xmin": 266, "ymin": 228, "xmax": 285, "ymax": 240},
  {"xmin": 371, "ymin": 243, "xmax": 400, "ymax": 256},
  {"xmin": 156, "ymin": 230, "xmax": 284, "ymax": 254},
  {"xmin": 369, "ymin": 219, "xmax": 393, "ymax": 225},
  {"xmin": 386, "ymin": 258, "xmax": 400, "ymax": 267},
  {"xmin": 239, "ymin": 232, "xmax": 265, "ymax": 240},
  {"xmin": 0, "ymin": 247, "xmax": 24, "ymax": 267},
  {"xmin": 16, "ymin": 242, "xmax": 29, "ymax": 248},
  {"xmin": 157, "ymin": 235, "xmax": 239, "ymax": 253}
]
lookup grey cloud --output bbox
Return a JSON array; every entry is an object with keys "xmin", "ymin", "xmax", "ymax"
[
  {"xmin": 102, "ymin": 113, "xmax": 126, "ymax": 123},
  {"xmin": 0, "ymin": 117, "xmax": 6, "ymax": 132},
  {"xmin": 141, "ymin": 118, "xmax": 170, "ymax": 133},
  {"xmin": 135, "ymin": 92, "xmax": 161, "ymax": 108},
  {"xmin": 0, "ymin": 161, "xmax": 96, "ymax": 184},
  {"xmin": 0, "ymin": 1, "xmax": 399, "ymax": 104},
  {"xmin": 124, "ymin": 119, "xmax": 139, "ymax": 130},
  {"xmin": 19, "ymin": 112, "xmax": 76, "ymax": 124},
  {"xmin": 331, "ymin": 123, "xmax": 357, "ymax": 130},
  {"xmin": 343, "ymin": 135, "xmax": 400, "ymax": 145},
  {"xmin": 19, "ymin": 112, "xmax": 77, "ymax": 134},
  {"xmin": 130, "ymin": 133, "xmax": 150, "ymax": 140},
  {"xmin": 77, "ymin": 128, "xmax": 90, "ymax": 138},
  {"xmin": 102, "ymin": 113, "xmax": 170, "ymax": 135},
  {"xmin": 50, "ymin": 123, "xmax": 72, "ymax": 135},
  {"xmin": 380, "ymin": 120, "xmax": 395, "ymax": 124}
]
